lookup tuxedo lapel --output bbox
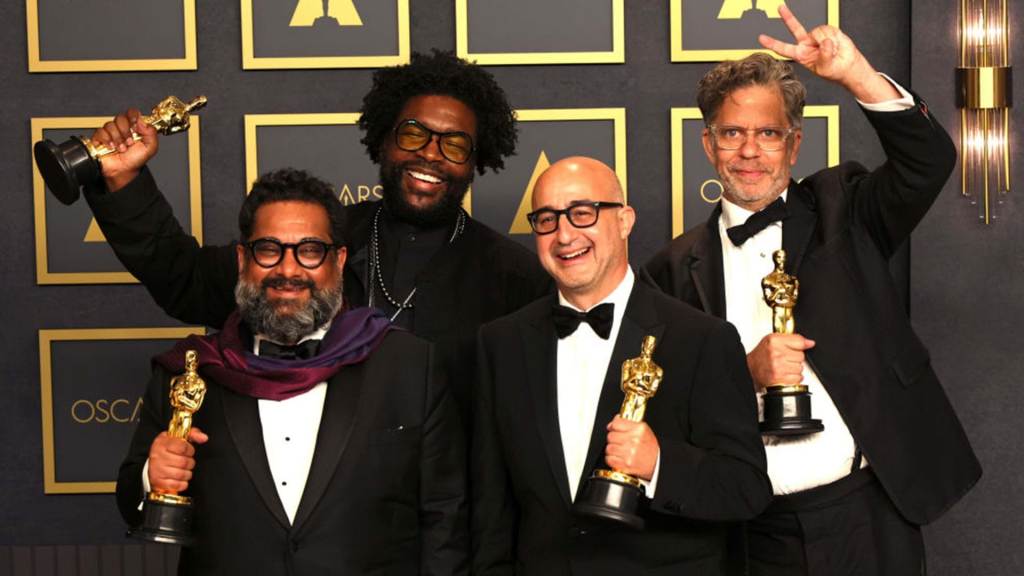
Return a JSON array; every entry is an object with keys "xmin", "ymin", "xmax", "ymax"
[
  {"xmin": 690, "ymin": 210, "xmax": 727, "ymax": 318},
  {"xmin": 220, "ymin": 389, "xmax": 291, "ymax": 530},
  {"xmin": 291, "ymin": 369, "xmax": 364, "ymax": 533},
  {"xmin": 577, "ymin": 282, "xmax": 666, "ymax": 499},
  {"xmin": 782, "ymin": 181, "xmax": 818, "ymax": 276},
  {"xmin": 522, "ymin": 296, "xmax": 573, "ymax": 506}
]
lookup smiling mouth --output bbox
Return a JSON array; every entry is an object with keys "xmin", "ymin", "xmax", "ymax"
[
  {"xmin": 406, "ymin": 168, "xmax": 444, "ymax": 185},
  {"xmin": 558, "ymin": 247, "xmax": 590, "ymax": 261}
]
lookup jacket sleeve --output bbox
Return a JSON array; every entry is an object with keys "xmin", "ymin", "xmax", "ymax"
[
  {"xmin": 116, "ymin": 367, "xmax": 171, "ymax": 527},
  {"xmin": 648, "ymin": 321, "xmax": 773, "ymax": 521},
  {"xmin": 84, "ymin": 168, "xmax": 238, "ymax": 328},
  {"xmin": 419, "ymin": 346, "xmax": 470, "ymax": 576},
  {"xmin": 470, "ymin": 326, "xmax": 517, "ymax": 576},
  {"xmin": 847, "ymin": 98, "xmax": 957, "ymax": 259}
]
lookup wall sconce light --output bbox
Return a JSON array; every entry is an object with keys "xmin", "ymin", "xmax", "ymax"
[{"xmin": 957, "ymin": 0, "xmax": 1012, "ymax": 224}]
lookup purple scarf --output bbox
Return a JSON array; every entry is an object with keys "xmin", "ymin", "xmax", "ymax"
[{"xmin": 154, "ymin": 307, "xmax": 396, "ymax": 401}]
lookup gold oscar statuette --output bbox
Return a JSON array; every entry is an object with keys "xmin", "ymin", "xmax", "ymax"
[
  {"xmin": 34, "ymin": 95, "xmax": 208, "ymax": 206},
  {"xmin": 573, "ymin": 335, "xmax": 663, "ymax": 530},
  {"xmin": 759, "ymin": 249, "xmax": 823, "ymax": 436},
  {"xmin": 131, "ymin": 349, "xmax": 207, "ymax": 546}
]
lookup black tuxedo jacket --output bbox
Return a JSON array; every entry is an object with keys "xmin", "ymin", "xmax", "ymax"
[
  {"xmin": 645, "ymin": 101, "xmax": 980, "ymax": 525},
  {"xmin": 472, "ymin": 278, "xmax": 771, "ymax": 575},
  {"xmin": 85, "ymin": 176, "xmax": 552, "ymax": 418},
  {"xmin": 117, "ymin": 330, "xmax": 466, "ymax": 575}
]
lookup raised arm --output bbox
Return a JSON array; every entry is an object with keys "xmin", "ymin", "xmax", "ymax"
[
  {"xmin": 83, "ymin": 111, "xmax": 238, "ymax": 328},
  {"xmin": 758, "ymin": 4, "xmax": 900, "ymax": 103}
]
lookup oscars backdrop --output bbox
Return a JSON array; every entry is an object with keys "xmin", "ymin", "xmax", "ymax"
[{"xmin": 1, "ymin": 1, "xmax": 1019, "ymax": 575}]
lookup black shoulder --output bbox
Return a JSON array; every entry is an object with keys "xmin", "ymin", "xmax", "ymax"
[{"xmin": 645, "ymin": 221, "xmax": 709, "ymax": 273}]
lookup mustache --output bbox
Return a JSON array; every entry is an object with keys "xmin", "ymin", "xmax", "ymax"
[
  {"xmin": 399, "ymin": 160, "xmax": 447, "ymax": 180},
  {"xmin": 261, "ymin": 276, "xmax": 315, "ymax": 291}
]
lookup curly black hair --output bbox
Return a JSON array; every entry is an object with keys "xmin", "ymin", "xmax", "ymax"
[
  {"xmin": 239, "ymin": 168, "xmax": 346, "ymax": 247},
  {"xmin": 358, "ymin": 50, "xmax": 517, "ymax": 175}
]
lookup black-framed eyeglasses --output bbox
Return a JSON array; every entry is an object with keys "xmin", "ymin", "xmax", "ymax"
[
  {"xmin": 707, "ymin": 124, "xmax": 798, "ymax": 151},
  {"xmin": 394, "ymin": 119, "xmax": 475, "ymax": 164},
  {"xmin": 245, "ymin": 238, "xmax": 338, "ymax": 269},
  {"xmin": 526, "ymin": 201, "xmax": 624, "ymax": 235}
]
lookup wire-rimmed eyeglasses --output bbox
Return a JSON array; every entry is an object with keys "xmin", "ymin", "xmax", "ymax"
[{"xmin": 707, "ymin": 124, "xmax": 798, "ymax": 151}]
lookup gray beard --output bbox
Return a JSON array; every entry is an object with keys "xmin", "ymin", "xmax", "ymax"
[{"xmin": 235, "ymin": 276, "xmax": 344, "ymax": 345}]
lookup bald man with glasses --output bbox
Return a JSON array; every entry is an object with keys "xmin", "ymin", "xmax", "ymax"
[{"xmin": 472, "ymin": 156, "xmax": 771, "ymax": 575}]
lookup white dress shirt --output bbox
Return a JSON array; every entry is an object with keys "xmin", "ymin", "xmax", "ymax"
[
  {"xmin": 556, "ymin": 268, "xmax": 661, "ymax": 501},
  {"xmin": 143, "ymin": 326, "xmax": 329, "ymax": 525},
  {"xmin": 253, "ymin": 328, "xmax": 329, "ymax": 524},
  {"xmin": 716, "ymin": 74, "xmax": 913, "ymax": 494}
]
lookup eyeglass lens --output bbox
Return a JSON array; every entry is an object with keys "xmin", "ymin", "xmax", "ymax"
[
  {"xmin": 713, "ymin": 126, "xmax": 791, "ymax": 151},
  {"xmin": 395, "ymin": 121, "xmax": 473, "ymax": 164},
  {"xmin": 250, "ymin": 239, "xmax": 330, "ymax": 269}
]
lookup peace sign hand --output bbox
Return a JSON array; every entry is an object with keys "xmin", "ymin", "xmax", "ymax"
[{"xmin": 756, "ymin": 4, "xmax": 899, "ymax": 103}]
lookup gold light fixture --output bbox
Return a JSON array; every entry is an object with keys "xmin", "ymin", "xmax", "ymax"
[{"xmin": 957, "ymin": 0, "xmax": 1012, "ymax": 224}]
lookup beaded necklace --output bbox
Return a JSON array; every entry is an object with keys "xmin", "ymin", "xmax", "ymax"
[{"xmin": 367, "ymin": 203, "xmax": 467, "ymax": 322}]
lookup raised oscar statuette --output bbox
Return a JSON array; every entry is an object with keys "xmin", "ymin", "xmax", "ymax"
[{"xmin": 34, "ymin": 95, "xmax": 207, "ymax": 205}]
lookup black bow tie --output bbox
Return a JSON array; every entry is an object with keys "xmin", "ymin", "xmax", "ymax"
[
  {"xmin": 259, "ymin": 339, "xmax": 320, "ymax": 360},
  {"xmin": 726, "ymin": 197, "xmax": 788, "ymax": 246},
  {"xmin": 552, "ymin": 303, "xmax": 614, "ymax": 340}
]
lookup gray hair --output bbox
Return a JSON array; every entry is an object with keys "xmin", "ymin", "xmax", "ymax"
[{"xmin": 696, "ymin": 53, "xmax": 806, "ymax": 129}]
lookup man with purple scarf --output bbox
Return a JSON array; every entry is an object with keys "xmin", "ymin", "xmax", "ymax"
[{"xmin": 116, "ymin": 169, "xmax": 467, "ymax": 575}]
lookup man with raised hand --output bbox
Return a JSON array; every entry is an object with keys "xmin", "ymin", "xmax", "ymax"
[
  {"xmin": 646, "ymin": 5, "xmax": 979, "ymax": 573},
  {"xmin": 85, "ymin": 51, "xmax": 551, "ymax": 420}
]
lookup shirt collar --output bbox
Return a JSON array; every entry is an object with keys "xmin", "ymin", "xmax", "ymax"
[
  {"xmin": 254, "ymin": 325, "xmax": 330, "ymax": 355},
  {"xmin": 719, "ymin": 188, "xmax": 789, "ymax": 229}
]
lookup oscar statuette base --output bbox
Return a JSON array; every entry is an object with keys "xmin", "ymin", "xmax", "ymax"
[
  {"xmin": 129, "ymin": 492, "xmax": 195, "ymax": 547},
  {"xmin": 33, "ymin": 136, "xmax": 100, "ymax": 206},
  {"xmin": 759, "ymin": 385, "xmax": 824, "ymax": 437},
  {"xmin": 572, "ymin": 469, "xmax": 646, "ymax": 530}
]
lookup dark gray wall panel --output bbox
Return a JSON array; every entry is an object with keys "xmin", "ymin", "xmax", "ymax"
[
  {"xmin": 1, "ymin": 0, "xmax": 1009, "ymax": 572},
  {"xmin": 911, "ymin": 2, "xmax": 1024, "ymax": 574}
]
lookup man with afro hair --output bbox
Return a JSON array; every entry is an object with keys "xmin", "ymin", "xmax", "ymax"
[{"xmin": 83, "ymin": 50, "xmax": 552, "ymax": 420}]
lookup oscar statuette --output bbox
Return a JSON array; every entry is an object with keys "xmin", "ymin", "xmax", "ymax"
[
  {"xmin": 759, "ymin": 249, "xmax": 823, "ymax": 436},
  {"xmin": 573, "ymin": 335, "xmax": 663, "ymax": 530},
  {"xmin": 34, "ymin": 95, "xmax": 207, "ymax": 205},
  {"xmin": 130, "ymin": 349, "xmax": 206, "ymax": 546}
]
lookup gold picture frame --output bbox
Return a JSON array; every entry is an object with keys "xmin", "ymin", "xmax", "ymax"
[
  {"xmin": 456, "ymin": 0, "xmax": 624, "ymax": 65},
  {"xmin": 39, "ymin": 327, "xmax": 205, "ymax": 494},
  {"xmin": 241, "ymin": 0, "xmax": 410, "ymax": 69},
  {"xmin": 670, "ymin": 0, "xmax": 839, "ymax": 63},
  {"xmin": 31, "ymin": 117, "xmax": 203, "ymax": 284},
  {"xmin": 26, "ymin": 0, "xmax": 197, "ymax": 72}
]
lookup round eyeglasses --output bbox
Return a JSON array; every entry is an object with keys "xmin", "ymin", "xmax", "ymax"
[
  {"xmin": 526, "ymin": 201, "xmax": 624, "ymax": 235},
  {"xmin": 394, "ymin": 119, "xmax": 475, "ymax": 164},
  {"xmin": 245, "ymin": 238, "xmax": 338, "ymax": 269},
  {"xmin": 708, "ymin": 125, "xmax": 798, "ymax": 151}
]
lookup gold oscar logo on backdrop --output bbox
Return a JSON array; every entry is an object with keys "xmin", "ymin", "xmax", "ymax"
[
  {"xmin": 290, "ymin": 0, "xmax": 363, "ymax": 27},
  {"xmin": 717, "ymin": 0, "xmax": 783, "ymax": 19},
  {"xmin": 84, "ymin": 219, "xmax": 106, "ymax": 243},
  {"xmin": 70, "ymin": 397, "xmax": 144, "ymax": 424},
  {"xmin": 508, "ymin": 151, "xmax": 552, "ymax": 235},
  {"xmin": 338, "ymin": 183, "xmax": 383, "ymax": 205}
]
